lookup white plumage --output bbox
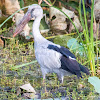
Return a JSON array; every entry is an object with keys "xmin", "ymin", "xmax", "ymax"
[{"xmin": 13, "ymin": 4, "xmax": 89, "ymax": 83}]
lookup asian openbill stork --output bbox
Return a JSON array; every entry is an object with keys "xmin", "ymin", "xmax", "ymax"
[{"xmin": 13, "ymin": 4, "xmax": 89, "ymax": 84}]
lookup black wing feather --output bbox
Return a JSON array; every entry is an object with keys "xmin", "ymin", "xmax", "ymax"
[
  {"xmin": 47, "ymin": 45, "xmax": 76, "ymax": 58},
  {"xmin": 61, "ymin": 56, "xmax": 82, "ymax": 77},
  {"xmin": 47, "ymin": 44, "xmax": 89, "ymax": 77}
]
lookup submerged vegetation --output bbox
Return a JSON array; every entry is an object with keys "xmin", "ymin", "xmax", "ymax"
[{"xmin": 0, "ymin": 0, "xmax": 100, "ymax": 99}]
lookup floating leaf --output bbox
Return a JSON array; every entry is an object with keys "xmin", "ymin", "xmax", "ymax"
[
  {"xmin": 88, "ymin": 76, "xmax": 100, "ymax": 93},
  {"xmin": 67, "ymin": 38, "xmax": 85, "ymax": 56}
]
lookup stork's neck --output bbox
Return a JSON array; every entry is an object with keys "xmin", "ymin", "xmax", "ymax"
[{"xmin": 32, "ymin": 16, "xmax": 44, "ymax": 42}]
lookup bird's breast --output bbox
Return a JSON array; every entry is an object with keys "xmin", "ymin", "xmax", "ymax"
[{"xmin": 34, "ymin": 45, "xmax": 62, "ymax": 70}]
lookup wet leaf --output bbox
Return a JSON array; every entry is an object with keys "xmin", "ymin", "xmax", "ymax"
[
  {"xmin": 5, "ymin": 0, "xmax": 23, "ymax": 15},
  {"xmin": 72, "ymin": 15, "xmax": 82, "ymax": 31},
  {"xmin": 67, "ymin": 38, "xmax": 85, "ymax": 56},
  {"xmin": 50, "ymin": 7, "xmax": 82, "ymax": 34},
  {"xmin": 50, "ymin": 7, "xmax": 73, "ymax": 33},
  {"xmin": 20, "ymin": 83, "xmax": 36, "ymax": 93},
  {"xmin": 50, "ymin": 7, "xmax": 74, "ymax": 19},
  {"xmin": 88, "ymin": 76, "xmax": 100, "ymax": 93}
]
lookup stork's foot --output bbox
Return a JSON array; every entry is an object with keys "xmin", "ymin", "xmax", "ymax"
[
  {"xmin": 42, "ymin": 79, "xmax": 48, "ymax": 93},
  {"xmin": 57, "ymin": 75, "xmax": 64, "ymax": 85},
  {"xmin": 57, "ymin": 80, "xmax": 64, "ymax": 88},
  {"xmin": 41, "ymin": 91, "xmax": 51, "ymax": 98},
  {"xmin": 43, "ymin": 90, "xmax": 50, "ymax": 97},
  {"xmin": 41, "ymin": 86, "xmax": 50, "ymax": 97},
  {"xmin": 42, "ymin": 79, "xmax": 46, "ymax": 89}
]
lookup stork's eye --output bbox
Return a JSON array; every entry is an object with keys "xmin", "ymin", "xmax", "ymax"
[
  {"xmin": 31, "ymin": 8, "xmax": 34, "ymax": 12},
  {"xmin": 31, "ymin": 9, "xmax": 35, "ymax": 18}
]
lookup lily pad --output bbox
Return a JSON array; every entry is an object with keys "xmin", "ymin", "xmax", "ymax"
[
  {"xmin": 67, "ymin": 38, "xmax": 85, "ymax": 56},
  {"xmin": 88, "ymin": 76, "xmax": 100, "ymax": 93}
]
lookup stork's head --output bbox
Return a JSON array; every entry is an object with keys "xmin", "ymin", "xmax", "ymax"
[
  {"xmin": 28, "ymin": 4, "xmax": 43, "ymax": 18},
  {"xmin": 13, "ymin": 4, "xmax": 43, "ymax": 37}
]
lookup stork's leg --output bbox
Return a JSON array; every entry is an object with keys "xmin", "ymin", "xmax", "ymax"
[
  {"xmin": 57, "ymin": 74, "xmax": 64, "ymax": 84},
  {"xmin": 42, "ymin": 75, "xmax": 47, "ymax": 92},
  {"xmin": 41, "ymin": 67, "xmax": 47, "ymax": 92},
  {"xmin": 38, "ymin": 0, "xmax": 52, "ymax": 6},
  {"xmin": 41, "ymin": 68, "xmax": 46, "ymax": 86},
  {"xmin": 38, "ymin": 0, "xmax": 42, "ymax": 5},
  {"xmin": 42, "ymin": 74, "xmax": 46, "ymax": 86},
  {"xmin": 60, "ymin": 76, "xmax": 64, "ymax": 84}
]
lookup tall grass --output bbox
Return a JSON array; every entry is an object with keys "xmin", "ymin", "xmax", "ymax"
[
  {"xmin": 79, "ymin": 0, "xmax": 95, "ymax": 76},
  {"xmin": 53, "ymin": 0, "xmax": 96, "ymax": 76},
  {"xmin": 0, "ymin": 0, "xmax": 97, "ymax": 76}
]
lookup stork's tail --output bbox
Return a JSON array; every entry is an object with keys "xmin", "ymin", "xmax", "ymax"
[{"xmin": 79, "ymin": 64, "xmax": 90, "ymax": 75}]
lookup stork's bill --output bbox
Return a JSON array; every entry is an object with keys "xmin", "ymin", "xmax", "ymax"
[{"xmin": 13, "ymin": 12, "xmax": 31, "ymax": 37}]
